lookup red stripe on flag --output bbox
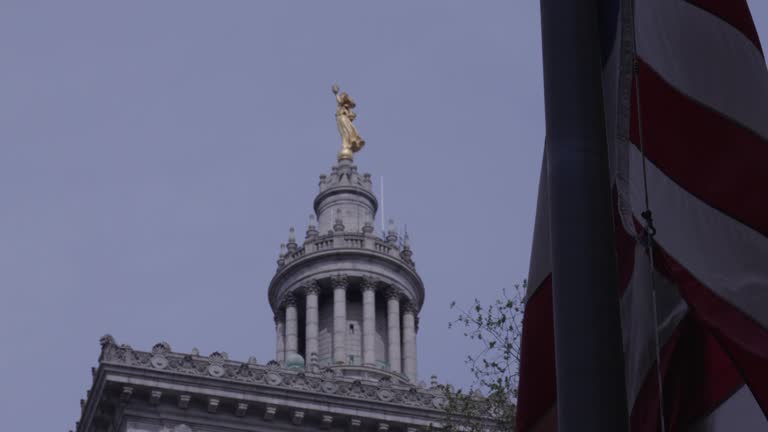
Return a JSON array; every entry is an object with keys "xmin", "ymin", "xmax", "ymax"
[
  {"xmin": 654, "ymin": 243, "xmax": 768, "ymax": 418},
  {"xmin": 630, "ymin": 60, "xmax": 768, "ymax": 239},
  {"xmin": 516, "ymin": 276, "xmax": 557, "ymax": 432},
  {"xmin": 665, "ymin": 320, "xmax": 745, "ymax": 428},
  {"xmin": 685, "ymin": 0, "xmax": 764, "ymax": 55},
  {"xmin": 630, "ymin": 320, "xmax": 682, "ymax": 432},
  {"xmin": 629, "ymin": 316, "xmax": 745, "ymax": 431}
]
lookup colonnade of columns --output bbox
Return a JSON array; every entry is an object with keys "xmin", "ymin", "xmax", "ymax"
[{"xmin": 273, "ymin": 274, "xmax": 419, "ymax": 382}]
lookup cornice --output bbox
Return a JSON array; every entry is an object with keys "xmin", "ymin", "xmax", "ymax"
[{"xmin": 97, "ymin": 335, "xmax": 447, "ymax": 412}]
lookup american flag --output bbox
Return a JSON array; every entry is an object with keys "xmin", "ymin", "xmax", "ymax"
[{"xmin": 518, "ymin": 1, "xmax": 768, "ymax": 431}]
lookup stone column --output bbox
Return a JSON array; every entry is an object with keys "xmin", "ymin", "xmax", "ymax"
[
  {"xmin": 331, "ymin": 274, "xmax": 349, "ymax": 364},
  {"xmin": 275, "ymin": 313, "xmax": 285, "ymax": 365},
  {"xmin": 402, "ymin": 303, "xmax": 418, "ymax": 382},
  {"xmin": 361, "ymin": 276, "xmax": 377, "ymax": 366},
  {"xmin": 386, "ymin": 288, "xmax": 402, "ymax": 373},
  {"xmin": 304, "ymin": 280, "xmax": 320, "ymax": 361},
  {"xmin": 284, "ymin": 294, "xmax": 298, "ymax": 358}
]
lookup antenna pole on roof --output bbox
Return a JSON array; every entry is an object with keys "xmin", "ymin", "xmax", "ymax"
[{"xmin": 380, "ymin": 176, "xmax": 386, "ymax": 234}]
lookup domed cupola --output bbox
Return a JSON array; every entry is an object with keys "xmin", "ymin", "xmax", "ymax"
[{"xmin": 267, "ymin": 86, "xmax": 424, "ymax": 384}]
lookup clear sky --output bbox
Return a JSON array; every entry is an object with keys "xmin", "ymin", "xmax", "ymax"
[{"xmin": 1, "ymin": 1, "xmax": 766, "ymax": 430}]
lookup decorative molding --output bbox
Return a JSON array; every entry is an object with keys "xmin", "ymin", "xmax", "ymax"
[
  {"xmin": 120, "ymin": 386, "xmax": 132, "ymax": 402},
  {"xmin": 303, "ymin": 279, "xmax": 321, "ymax": 296},
  {"xmin": 151, "ymin": 342, "xmax": 171, "ymax": 355},
  {"xmin": 402, "ymin": 302, "xmax": 418, "ymax": 315},
  {"xmin": 330, "ymin": 273, "xmax": 349, "ymax": 290},
  {"xmin": 292, "ymin": 410, "xmax": 305, "ymax": 425},
  {"xmin": 98, "ymin": 337, "xmax": 447, "ymax": 412},
  {"xmin": 385, "ymin": 287, "xmax": 402, "ymax": 301},
  {"xmin": 349, "ymin": 418, "xmax": 362, "ymax": 431},
  {"xmin": 207, "ymin": 398, "xmax": 219, "ymax": 413},
  {"xmin": 362, "ymin": 220, "xmax": 374, "ymax": 235},
  {"xmin": 264, "ymin": 406, "xmax": 277, "ymax": 421},
  {"xmin": 361, "ymin": 275, "xmax": 378, "ymax": 292},
  {"xmin": 235, "ymin": 402, "xmax": 248, "ymax": 417},
  {"xmin": 178, "ymin": 394, "xmax": 191, "ymax": 409},
  {"xmin": 282, "ymin": 293, "xmax": 297, "ymax": 308}
]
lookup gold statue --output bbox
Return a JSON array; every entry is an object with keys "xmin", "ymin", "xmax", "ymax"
[{"xmin": 332, "ymin": 84, "xmax": 365, "ymax": 161}]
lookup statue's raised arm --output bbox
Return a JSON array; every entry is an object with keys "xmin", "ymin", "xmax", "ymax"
[{"xmin": 333, "ymin": 84, "xmax": 365, "ymax": 161}]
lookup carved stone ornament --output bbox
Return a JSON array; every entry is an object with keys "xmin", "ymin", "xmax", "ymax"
[
  {"xmin": 152, "ymin": 342, "xmax": 171, "ymax": 355},
  {"xmin": 291, "ymin": 372, "xmax": 310, "ymax": 390},
  {"xmin": 377, "ymin": 388, "xmax": 395, "ymax": 402},
  {"xmin": 282, "ymin": 293, "xmax": 297, "ymax": 308},
  {"xmin": 236, "ymin": 363, "xmax": 253, "ymax": 379},
  {"xmin": 385, "ymin": 287, "xmax": 402, "ymax": 301},
  {"xmin": 207, "ymin": 351, "xmax": 227, "ymax": 377},
  {"xmin": 361, "ymin": 275, "xmax": 378, "ymax": 292},
  {"xmin": 151, "ymin": 355, "xmax": 169, "ymax": 369},
  {"xmin": 266, "ymin": 371, "xmax": 283, "ymax": 386},
  {"xmin": 378, "ymin": 376, "xmax": 392, "ymax": 388},
  {"xmin": 97, "ymin": 337, "xmax": 445, "ymax": 411},
  {"xmin": 402, "ymin": 302, "xmax": 418, "ymax": 315},
  {"xmin": 432, "ymin": 395, "xmax": 447, "ymax": 409},
  {"xmin": 209, "ymin": 351, "xmax": 228, "ymax": 362},
  {"xmin": 207, "ymin": 364, "xmax": 225, "ymax": 378},
  {"xmin": 321, "ymin": 367, "xmax": 338, "ymax": 380},
  {"xmin": 331, "ymin": 273, "xmax": 349, "ymax": 290},
  {"xmin": 321, "ymin": 380, "xmax": 338, "ymax": 394},
  {"xmin": 99, "ymin": 334, "xmax": 116, "ymax": 348},
  {"xmin": 303, "ymin": 279, "xmax": 321, "ymax": 296}
]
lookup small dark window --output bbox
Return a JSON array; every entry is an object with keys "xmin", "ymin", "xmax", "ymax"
[{"xmin": 349, "ymin": 324, "xmax": 355, "ymax": 333}]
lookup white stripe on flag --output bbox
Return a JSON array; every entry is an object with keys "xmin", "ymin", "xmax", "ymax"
[
  {"xmin": 690, "ymin": 385, "xmax": 767, "ymax": 431},
  {"xmin": 627, "ymin": 144, "xmax": 768, "ymax": 329},
  {"xmin": 635, "ymin": 0, "xmax": 768, "ymax": 140},
  {"xmin": 621, "ymin": 242, "xmax": 688, "ymax": 409}
]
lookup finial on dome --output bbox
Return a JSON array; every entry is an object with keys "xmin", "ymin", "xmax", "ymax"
[
  {"xmin": 332, "ymin": 84, "xmax": 365, "ymax": 162},
  {"xmin": 287, "ymin": 227, "xmax": 297, "ymax": 252},
  {"xmin": 306, "ymin": 214, "xmax": 318, "ymax": 239},
  {"xmin": 386, "ymin": 218, "xmax": 398, "ymax": 243},
  {"xmin": 277, "ymin": 243, "xmax": 287, "ymax": 267},
  {"xmin": 401, "ymin": 229, "xmax": 413, "ymax": 263}
]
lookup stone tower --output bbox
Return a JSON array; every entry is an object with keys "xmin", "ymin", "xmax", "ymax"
[
  {"xmin": 73, "ymin": 90, "xmax": 475, "ymax": 432},
  {"xmin": 270, "ymin": 158, "xmax": 424, "ymax": 384}
]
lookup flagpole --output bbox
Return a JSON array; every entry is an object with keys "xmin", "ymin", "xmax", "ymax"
[{"xmin": 539, "ymin": 0, "xmax": 629, "ymax": 431}]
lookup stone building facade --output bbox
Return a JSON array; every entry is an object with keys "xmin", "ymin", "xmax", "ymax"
[{"xmin": 74, "ymin": 157, "xmax": 461, "ymax": 432}]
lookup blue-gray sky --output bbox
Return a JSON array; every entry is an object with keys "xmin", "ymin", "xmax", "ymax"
[{"xmin": 1, "ymin": 1, "xmax": 766, "ymax": 430}]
